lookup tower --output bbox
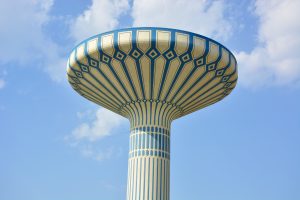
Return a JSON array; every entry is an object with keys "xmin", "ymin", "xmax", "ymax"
[{"xmin": 67, "ymin": 27, "xmax": 237, "ymax": 200}]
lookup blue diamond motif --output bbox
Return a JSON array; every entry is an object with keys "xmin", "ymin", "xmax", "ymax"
[
  {"xmin": 224, "ymin": 82, "xmax": 231, "ymax": 88},
  {"xmin": 72, "ymin": 77, "xmax": 80, "ymax": 84},
  {"xmin": 89, "ymin": 59, "xmax": 98, "ymax": 67},
  {"xmin": 131, "ymin": 50, "xmax": 142, "ymax": 59},
  {"xmin": 222, "ymin": 76, "xmax": 230, "ymax": 82},
  {"xmin": 81, "ymin": 65, "xmax": 89, "ymax": 72},
  {"xmin": 216, "ymin": 69, "xmax": 225, "ymax": 76},
  {"xmin": 181, "ymin": 54, "xmax": 191, "ymax": 62},
  {"xmin": 207, "ymin": 64, "xmax": 216, "ymax": 71},
  {"xmin": 116, "ymin": 51, "xmax": 125, "ymax": 60},
  {"xmin": 196, "ymin": 58, "xmax": 204, "ymax": 66},
  {"xmin": 165, "ymin": 51, "xmax": 175, "ymax": 59},
  {"xmin": 75, "ymin": 71, "xmax": 83, "ymax": 78},
  {"xmin": 147, "ymin": 49, "xmax": 160, "ymax": 59},
  {"xmin": 102, "ymin": 55, "xmax": 110, "ymax": 63}
]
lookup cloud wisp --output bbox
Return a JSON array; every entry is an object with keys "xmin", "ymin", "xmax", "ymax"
[
  {"xmin": 0, "ymin": 79, "xmax": 5, "ymax": 90},
  {"xmin": 0, "ymin": 69, "xmax": 7, "ymax": 90},
  {"xmin": 70, "ymin": 0, "xmax": 130, "ymax": 42},
  {"xmin": 132, "ymin": 0, "xmax": 232, "ymax": 41},
  {"xmin": 236, "ymin": 0, "xmax": 300, "ymax": 88},
  {"xmin": 80, "ymin": 145, "xmax": 123, "ymax": 162},
  {"xmin": 68, "ymin": 108, "xmax": 126, "ymax": 142},
  {"xmin": 65, "ymin": 108, "xmax": 126, "ymax": 161},
  {"xmin": 0, "ymin": 0, "xmax": 68, "ymax": 83}
]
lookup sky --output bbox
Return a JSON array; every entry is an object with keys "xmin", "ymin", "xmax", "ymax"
[{"xmin": 0, "ymin": 0, "xmax": 300, "ymax": 199}]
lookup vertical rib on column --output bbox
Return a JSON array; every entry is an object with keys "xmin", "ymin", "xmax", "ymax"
[{"xmin": 127, "ymin": 126, "xmax": 170, "ymax": 200}]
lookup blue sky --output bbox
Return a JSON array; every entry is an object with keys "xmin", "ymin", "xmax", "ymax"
[{"xmin": 0, "ymin": 0, "xmax": 300, "ymax": 200}]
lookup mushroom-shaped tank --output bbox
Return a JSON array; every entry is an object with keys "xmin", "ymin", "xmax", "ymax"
[
  {"xmin": 67, "ymin": 27, "xmax": 237, "ymax": 127},
  {"xmin": 67, "ymin": 27, "xmax": 237, "ymax": 200}
]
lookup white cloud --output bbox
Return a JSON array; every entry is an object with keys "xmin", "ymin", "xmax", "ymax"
[
  {"xmin": 0, "ymin": 70, "xmax": 7, "ymax": 89},
  {"xmin": 70, "ymin": 0, "xmax": 130, "ymax": 42},
  {"xmin": 0, "ymin": 79, "xmax": 5, "ymax": 89},
  {"xmin": 236, "ymin": 0, "xmax": 300, "ymax": 88},
  {"xmin": 76, "ymin": 109, "xmax": 94, "ymax": 119},
  {"xmin": 66, "ymin": 107, "xmax": 126, "ymax": 161},
  {"xmin": 0, "ymin": 0, "xmax": 67, "ymax": 82},
  {"xmin": 131, "ymin": 0, "xmax": 232, "ymax": 41},
  {"xmin": 80, "ymin": 145, "xmax": 122, "ymax": 161},
  {"xmin": 68, "ymin": 107, "xmax": 126, "ymax": 142}
]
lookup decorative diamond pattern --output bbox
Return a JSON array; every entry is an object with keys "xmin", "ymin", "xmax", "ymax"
[
  {"xmin": 147, "ymin": 49, "xmax": 159, "ymax": 59},
  {"xmin": 89, "ymin": 59, "xmax": 98, "ymax": 67},
  {"xmin": 72, "ymin": 77, "xmax": 80, "ymax": 84},
  {"xmin": 102, "ymin": 54, "xmax": 110, "ymax": 63},
  {"xmin": 224, "ymin": 82, "xmax": 231, "ymax": 88},
  {"xmin": 181, "ymin": 54, "xmax": 191, "ymax": 62},
  {"xmin": 115, "ymin": 51, "xmax": 125, "ymax": 61},
  {"xmin": 165, "ymin": 51, "xmax": 175, "ymax": 60},
  {"xmin": 222, "ymin": 76, "xmax": 230, "ymax": 82},
  {"xmin": 131, "ymin": 49, "xmax": 142, "ymax": 59},
  {"xmin": 207, "ymin": 63, "xmax": 216, "ymax": 71},
  {"xmin": 216, "ymin": 69, "xmax": 225, "ymax": 76},
  {"xmin": 81, "ymin": 65, "xmax": 89, "ymax": 72},
  {"xmin": 75, "ymin": 71, "xmax": 83, "ymax": 78},
  {"xmin": 196, "ymin": 58, "xmax": 204, "ymax": 66}
]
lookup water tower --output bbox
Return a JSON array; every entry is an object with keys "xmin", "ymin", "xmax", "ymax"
[{"xmin": 67, "ymin": 27, "xmax": 237, "ymax": 200}]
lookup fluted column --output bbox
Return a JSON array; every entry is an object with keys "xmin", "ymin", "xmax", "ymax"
[{"xmin": 126, "ymin": 124, "xmax": 170, "ymax": 200}]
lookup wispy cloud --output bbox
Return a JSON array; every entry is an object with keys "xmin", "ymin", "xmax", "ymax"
[
  {"xmin": 131, "ymin": 0, "xmax": 233, "ymax": 41},
  {"xmin": 0, "ymin": 79, "xmax": 5, "ymax": 90},
  {"xmin": 0, "ymin": 70, "xmax": 7, "ymax": 90},
  {"xmin": 67, "ymin": 108, "xmax": 126, "ymax": 142},
  {"xmin": 80, "ymin": 145, "xmax": 123, "ymax": 161},
  {"xmin": 236, "ymin": 0, "xmax": 300, "ymax": 88},
  {"xmin": 65, "ymin": 108, "xmax": 126, "ymax": 161},
  {"xmin": 70, "ymin": 0, "xmax": 130, "ymax": 42},
  {"xmin": 0, "ymin": 0, "xmax": 67, "ymax": 83}
]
